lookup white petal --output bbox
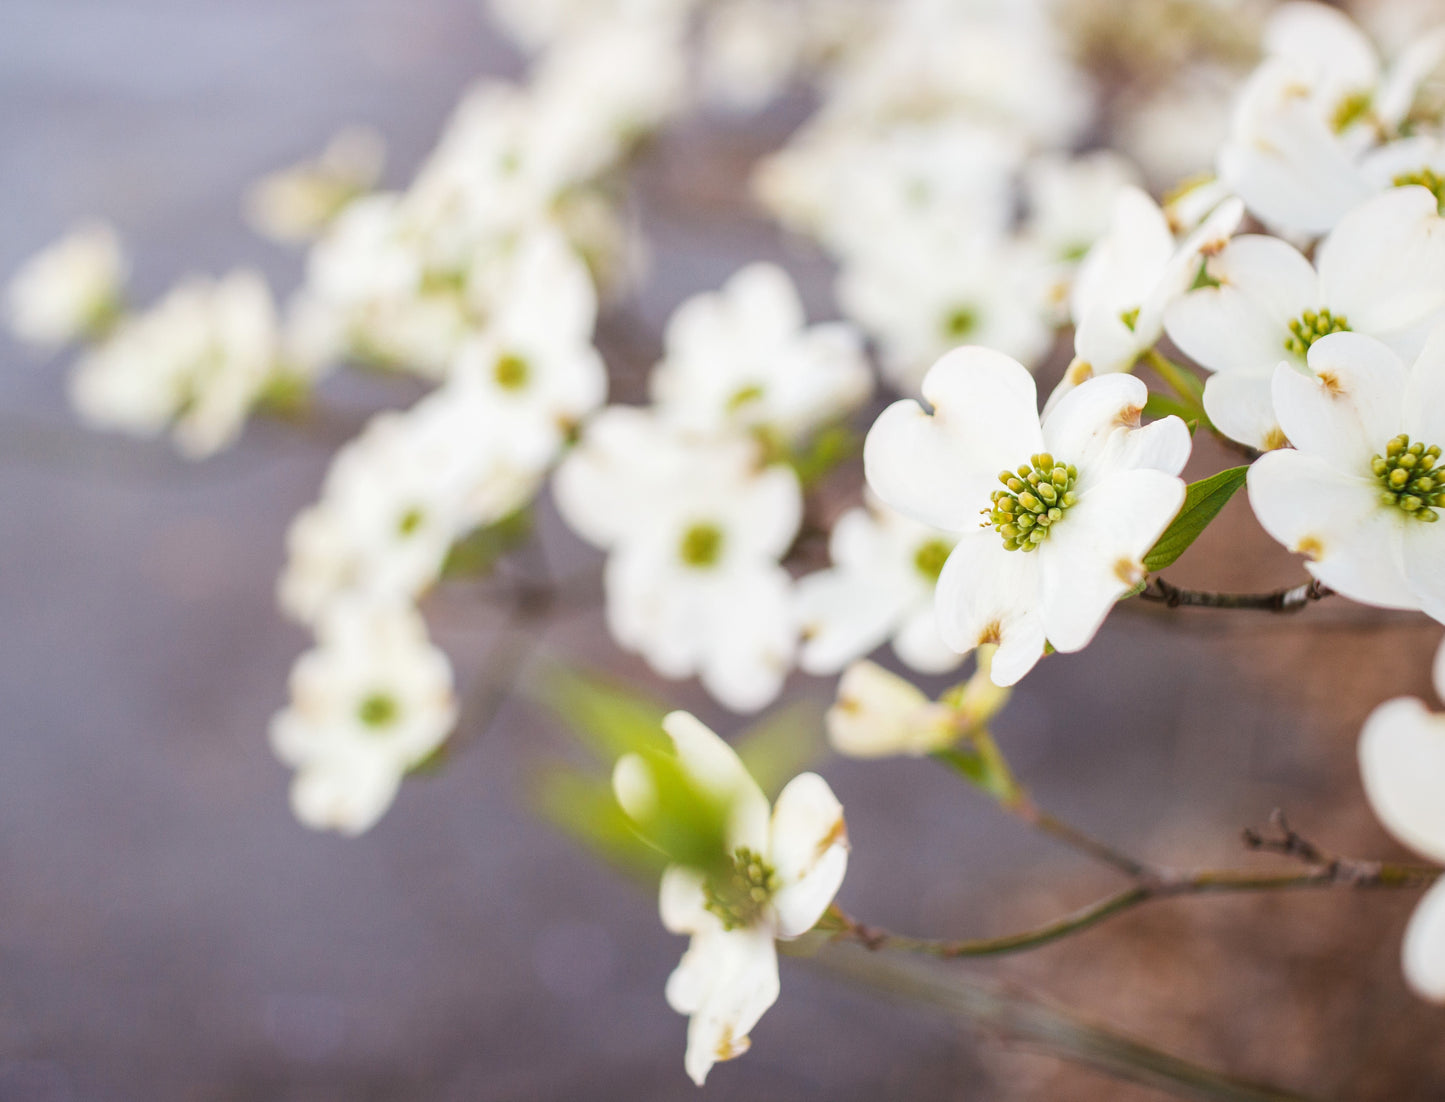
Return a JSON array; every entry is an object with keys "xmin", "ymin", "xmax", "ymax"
[
  {"xmin": 1402, "ymin": 520, "xmax": 1445, "ymax": 626},
  {"xmin": 1093, "ymin": 415, "xmax": 1194, "ymax": 479},
  {"xmin": 795, "ymin": 570, "xmax": 908, "ymax": 675},
  {"xmin": 1275, "ymin": 336, "xmax": 1409, "ymax": 474},
  {"xmin": 1038, "ymin": 470, "xmax": 1185, "ymax": 652},
  {"xmin": 826, "ymin": 660, "xmax": 946, "ymax": 759},
  {"xmin": 1360, "ymin": 697, "xmax": 1445, "ymax": 864},
  {"xmin": 1404, "ymin": 880, "xmax": 1445, "ymax": 1004},
  {"xmin": 662, "ymin": 711, "xmax": 771, "ymax": 852},
  {"xmin": 1263, "ymin": 2, "xmax": 1379, "ymax": 88},
  {"xmin": 1404, "ymin": 323, "xmax": 1445, "ymax": 448},
  {"xmin": 1203, "ymin": 370, "xmax": 1286, "ymax": 451},
  {"xmin": 660, "ymin": 864, "xmax": 716, "ymax": 937},
  {"xmin": 699, "ymin": 567, "xmax": 798, "ymax": 714},
  {"xmin": 678, "ymin": 929, "xmax": 779, "ymax": 1086},
  {"xmin": 1247, "ymin": 450, "xmax": 1417, "ymax": 609},
  {"xmin": 768, "ymin": 772, "xmax": 849, "ymax": 938},
  {"xmin": 891, "ymin": 605, "xmax": 965, "ymax": 675},
  {"xmin": 1437, "ymin": 637, "xmax": 1445, "ymax": 704},
  {"xmin": 934, "ymin": 532, "xmax": 1046, "ymax": 686},
  {"xmin": 1317, "ymin": 188, "xmax": 1445, "ymax": 336},
  {"xmin": 289, "ymin": 758, "xmax": 401, "ymax": 837},
  {"xmin": 1040, "ymin": 373, "xmax": 1149, "ymax": 471}
]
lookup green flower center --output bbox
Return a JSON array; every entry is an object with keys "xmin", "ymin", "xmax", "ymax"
[
  {"xmin": 1373, "ymin": 435, "xmax": 1443, "ymax": 522},
  {"xmin": 1119, "ymin": 307, "xmax": 1141, "ymax": 332},
  {"xmin": 494, "ymin": 352, "xmax": 531, "ymax": 391},
  {"xmin": 913, "ymin": 538, "xmax": 952, "ymax": 582},
  {"xmin": 679, "ymin": 523, "xmax": 725, "ymax": 568},
  {"xmin": 727, "ymin": 383, "xmax": 766, "ymax": 412},
  {"xmin": 1331, "ymin": 90, "xmax": 1373, "ymax": 133},
  {"xmin": 1284, "ymin": 309, "xmax": 1351, "ymax": 357},
  {"xmin": 357, "ymin": 692, "xmax": 400, "ymax": 730},
  {"xmin": 942, "ymin": 306, "xmax": 978, "ymax": 340},
  {"xmin": 987, "ymin": 453, "xmax": 1079, "ymax": 553},
  {"xmin": 398, "ymin": 507, "xmax": 426, "ymax": 537},
  {"xmin": 703, "ymin": 846, "xmax": 779, "ymax": 931},
  {"xmin": 1395, "ymin": 168, "xmax": 1445, "ymax": 213}
]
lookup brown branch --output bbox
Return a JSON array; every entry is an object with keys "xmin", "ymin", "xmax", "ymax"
[{"xmin": 1139, "ymin": 577, "xmax": 1333, "ymax": 612}]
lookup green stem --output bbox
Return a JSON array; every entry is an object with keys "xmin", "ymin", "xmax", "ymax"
[{"xmin": 814, "ymin": 946, "xmax": 1315, "ymax": 1102}]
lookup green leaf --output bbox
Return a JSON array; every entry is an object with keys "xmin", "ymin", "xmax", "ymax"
[
  {"xmin": 441, "ymin": 507, "xmax": 534, "ymax": 579},
  {"xmin": 529, "ymin": 663, "xmax": 670, "ymax": 764},
  {"xmin": 1143, "ymin": 465, "xmax": 1251, "ymax": 573},
  {"xmin": 1143, "ymin": 392, "xmax": 1198, "ymax": 424},
  {"xmin": 532, "ymin": 769, "xmax": 668, "ymax": 883},
  {"xmin": 791, "ymin": 424, "xmax": 860, "ymax": 488},
  {"xmin": 733, "ymin": 698, "xmax": 826, "ymax": 800}
]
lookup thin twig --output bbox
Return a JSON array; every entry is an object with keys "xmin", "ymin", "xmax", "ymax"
[{"xmin": 1139, "ymin": 576, "xmax": 1334, "ymax": 612}]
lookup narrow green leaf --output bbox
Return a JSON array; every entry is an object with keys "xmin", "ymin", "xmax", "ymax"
[
  {"xmin": 733, "ymin": 698, "xmax": 826, "ymax": 800},
  {"xmin": 529, "ymin": 663, "xmax": 670, "ymax": 764},
  {"xmin": 532, "ymin": 769, "xmax": 668, "ymax": 883},
  {"xmin": 441, "ymin": 507, "xmax": 534, "ymax": 579},
  {"xmin": 1143, "ymin": 465, "xmax": 1251, "ymax": 573}
]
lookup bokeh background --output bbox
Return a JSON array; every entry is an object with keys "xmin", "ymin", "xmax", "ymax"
[{"xmin": 4, "ymin": 2, "xmax": 1445, "ymax": 1099}]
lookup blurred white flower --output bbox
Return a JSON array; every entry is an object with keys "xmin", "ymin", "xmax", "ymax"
[
  {"xmin": 865, "ymin": 348, "xmax": 1191, "ymax": 685},
  {"xmin": 555, "ymin": 409, "xmax": 802, "ymax": 711},
  {"xmin": 1218, "ymin": 1, "xmax": 1445, "ymax": 237},
  {"xmin": 1067, "ymin": 186, "xmax": 1243, "ymax": 384},
  {"xmin": 826, "ymin": 660, "xmax": 959, "ymax": 759},
  {"xmin": 1358, "ymin": 635, "xmax": 1445, "ymax": 1000},
  {"xmin": 69, "ymin": 269, "xmax": 278, "ymax": 459},
  {"xmin": 1247, "ymin": 329, "xmax": 1445, "ymax": 622},
  {"xmin": 245, "ymin": 126, "xmax": 386, "ymax": 243},
  {"xmin": 6, "ymin": 222, "xmax": 126, "ymax": 348},
  {"xmin": 1166, "ymin": 186, "xmax": 1445, "ymax": 450},
  {"xmin": 701, "ymin": 0, "xmax": 806, "ymax": 111},
  {"xmin": 795, "ymin": 497, "xmax": 960, "ymax": 676},
  {"xmin": 270, "ymin": 597, "xmax": 456, "ymax": 836},
  {"xmin": 614, "ymin": 711, "xmax": 847, "ymax": 1085},
  {"xmin": 486, "ymin": 0, "xmax": 695, "ymax": 52},
  {"xmin": 651, "ymin": 264, "xmax": 871, "ymax": 445}
]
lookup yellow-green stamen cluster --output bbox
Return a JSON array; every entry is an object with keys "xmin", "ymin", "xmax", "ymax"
[
  {"xmin": 494, "ymin": 352, "xmax": 531, "ymax": 391},
  {"xmin": 1373, "ymin": 435, "xmax": 1443, "ymax": 521},
  {"xmin": 397, "ymin": 507, "xmax": 426, "ymax": 537},
  {"xmin": 988, "ymin": 454, "xmax": 1078, "ymax": 552},
  {"xmin": 703, "ymin": 846, "xmax": 779, "ymax": 931},
  {"xmin": 679, "ymin": 523, "xmax": 725, "ymax": 568},
  {"xmin": 358, "ymin": 691, "xmax": 400, "ymax": 730},
  {"xmin": 1394, "ymin": 168, "xmax": 1445, "ymax": 213},
  {"xmin": 913, "ymin": 539, "xmax": 952, "ymax": 582},
  {"xmin": 942, "ymin": 306, "xmax": 978, "ymax": 340},
  {"xmin": 1284, "ymin": 309, "xmax": 1350, "ymax": 357}
]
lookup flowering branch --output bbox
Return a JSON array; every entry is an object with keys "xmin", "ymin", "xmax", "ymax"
[{"xmin": 1138, "ymin": 576, "xmax": 1334, "ymax": 612}]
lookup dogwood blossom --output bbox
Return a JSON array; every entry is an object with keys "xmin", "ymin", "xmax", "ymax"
[
  {"xmin": 651, "ymin": 264, "xmax": 870, "ymax": 445},
  {"xmin": 1358, "ymin": 635, "xmax": 1445, "ymax": 999},
  {"xmin": 270, "ymin": 597, "xmax": 456, "ymax": 835},
  {"xmin": 826, "ymin": 652, "xmax": 1009, "ymax": 759},
  {"xmin": 865, "ymin": 348, "xmax": 1191, "ymax": 685},
  {"xmin": 614, "ymin": 711, "xmax": 847, "ymax": 1085},
  {"xmin": 794, "ymin": 497, "xmax": 960, "ymax": 676},
  {"xmin": 6, "ymin": 222, "xmax": 126, "ymax": 348},
  {"xmin": 69, "ymin": 269, "xmax": 279, "ymax": 458},
  {"xmin": 1065, "ymin": 186, "xmax": 1242, "ymax": 388},
  {"xmin": 1246, "ymin": 329, "xmax": 1445, "ymax": 622},
  {"xmin": 554, "ymin": 409, "xmax": 802, "ymax": 712},
  {"xmin": 1218, "ymin": 1, "xmax": 1445, "ymax": 237},
  {"xmin": 245, "ymin": 126, "xmax": 386, "ymax": 243},
  {"xmin": 1166, "ymin": 186, "xmax": 1445, "ymax": 450}
]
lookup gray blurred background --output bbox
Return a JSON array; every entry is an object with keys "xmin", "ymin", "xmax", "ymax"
[{"xmin": 4, "ymin": 2, "xmax": 1445, "ymax": 1099}]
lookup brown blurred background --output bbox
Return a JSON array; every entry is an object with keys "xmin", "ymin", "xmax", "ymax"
[{"xmin": 3, "ymin": 2, "xmax": 1445, "ymax": 1099}]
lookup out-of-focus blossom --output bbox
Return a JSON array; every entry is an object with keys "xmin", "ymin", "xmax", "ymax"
[
  {"xmin": 1247, "ymin": 329, "xmax": 1445, "ymax": 623},
  {"xmin": 614, "ymin": 711, "xmax": 847, "ymax": 1085},
  {"xmin": 1358, "ymin": 635, "xmax": 1445, "ymax": 1000},
  {"xmin": 1218, "ymin": 1, "xmax": 1445, "ymax": 237},
  {"xmin": 555, "ymin": 409, "xmax": 802, "ymax": 712},
  {"xmin": 270, "ymin": 597, "xmax": 456, "ymax": 835},
  {"xmin": 70, "ymin": 269, "xmax": 278, "ymax": 459},
  {"xmin": 866, "ymin": 348, "xmax": 1191, "ymax": 685},
  {"xmin": 6, "ymin": 222, "xmax": 126, "ymax": 348},
  {"xmin": 1166, "ymin": 186, "xmax": 1445, "ymax": 450},
  {"xmin": 651, "ymin": 263, "xmax": 870, "ymax": 446},
  {"xmin": 486, "ymin": 0, "xmax": 695, "ymax": 53},
  {"xmin": 700, "ymin": 0, "xmax": 807, "ymax": 111},
  {"xmin": 794, "ymin": 497, "xmax": 960, "ymax": 676},
  {"xmin": 826, "ymin": 660, "xmax": 958, "ymax": 759},
  {"xmin": 245, "ymin": 126, "xmax": 386, "ymax": 243}
]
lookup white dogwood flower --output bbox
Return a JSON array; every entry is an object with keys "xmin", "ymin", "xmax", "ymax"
[
  {"xmin": 1218, "ymin": 2, "xmax": 1445, "ymax": 236},
  {"xmin": 270, "ymin": 597, "xmax": 457, "ymax": 836},
  {"xmin": 1358, "ymin": 635, "xmax": 1445, "ymax": 999},
  {"xmin": 865, "ymin": 348, "xmax": 1191, "ymax": 685},
  {"xmin": 554, "ymin": 409, "xmax": 802, "ymax": 712},
  {"xmin": 7, "ymin": 222, "xmax": 127, "ymax": 348},
  {"xmin": 794, "ymin": 497, "xmax": 960, "ymax": 676},
  {"xmin": 245, "ymin": 126, "xmax": 386, "ymax": 243},
  {"xmin": 1067, "ymin": 186, "xmax": 1242, "ymax": 384},
  {"xmin": 1247, "ymin": 329, "xmax": 1445, "ymax": 622},
  {"xmin": 69, "ymin": 269, "xmax": 278, "ymax": 458},
  {"xmin": 651, "ymin": 264, "xmax": 871, "ymax": 445},
  {"xmin": 614, "ymin": 711, "xmax": 847, "ymax": 1085},
  {"xmin": 1166, "ymin": 186, "xmax": 1445, "ymax": 450}
]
